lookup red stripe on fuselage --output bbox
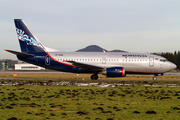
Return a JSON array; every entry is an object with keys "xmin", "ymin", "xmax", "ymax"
[
  {"xmin": 122, "ymin": 67, "xmax": 124, "ymax": 76},
  {"xmin": 45, "ymin": 52, "xmax": 75, "ymax": 67}
]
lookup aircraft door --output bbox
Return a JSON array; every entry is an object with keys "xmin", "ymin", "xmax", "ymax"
[
  {"xmin": 149, "ymin": 57, "xmax": 154, "ymax": 67},
  {"xmin": 102, "ymin": 57, "xmax": 106, "ymax": 64},
  {"xmin": 45, "ymin": 55, "xmax": 50, "ymax": 65},
  {"xmin": 160, "ymin": 63, "xmax": 163, "ymax": 71}
]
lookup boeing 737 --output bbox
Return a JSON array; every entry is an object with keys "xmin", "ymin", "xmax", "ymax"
[{"xmin": 5, "ymin": 19, "xmax": 177, "ymax": 80}]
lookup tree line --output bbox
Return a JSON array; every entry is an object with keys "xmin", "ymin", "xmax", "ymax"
[{"xmin": 152, "ymin": 51, "xmax": 180, "ymax": 70}]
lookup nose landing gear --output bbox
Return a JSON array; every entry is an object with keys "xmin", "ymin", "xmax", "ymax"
[
  {"xmin": 153, "ymin": 73, "xmax": 163, "ymax": 81},
  {"xmin": 153, "ymin": 76, "xmax": 157, "ymax": 81}
]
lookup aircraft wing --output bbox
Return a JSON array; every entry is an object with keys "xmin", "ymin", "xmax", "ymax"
[
  {"xmin": 5, "ymin": 49, "xmax": 34, "ymax": 58},
  {"xmin": 67, "ymin": 61, "xmax": 104, "ymax": 72}
]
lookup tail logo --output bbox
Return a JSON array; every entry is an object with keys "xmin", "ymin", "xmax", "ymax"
[
  {"xmin": 45, "ymin": 55, "xmax": 50, "ymax": 65},
  {"xmin": 16, "ymin": 28, "xmax": 44, "ymax": 50}
]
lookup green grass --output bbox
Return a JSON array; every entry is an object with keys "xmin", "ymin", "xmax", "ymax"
[
  {"xmin": 0, "ymin": 72, "xmax": 180, "ymax": 119},
  {"xmin": 0, "ymin": 85, "xmax": 180, "ymax": 120}
]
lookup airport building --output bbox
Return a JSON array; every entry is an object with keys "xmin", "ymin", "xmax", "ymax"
[
  {"xmin": 15, "ymin": 64, "xmax": 45, "ymax": 70},
  {"xmin": 0, "ymin": 59, "xmax": 18, "ymax": 70},
  {"xmin": 0, "ymin": 59, "xmax": 45, "ymax": 71}
]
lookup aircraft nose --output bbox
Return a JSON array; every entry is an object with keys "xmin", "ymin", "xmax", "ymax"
[{"xmin": 170, "ymin": 63, "xmax": 177, "ymax": 70}]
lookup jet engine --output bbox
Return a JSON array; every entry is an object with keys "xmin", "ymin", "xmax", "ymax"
[{"xmin": 102, "ymin": 67, "xmax": 126, "ymax": 77}]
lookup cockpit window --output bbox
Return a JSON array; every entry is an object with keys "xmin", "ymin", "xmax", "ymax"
[{"xmin": 160, "ymin": 59, "xmax": 168, "ymax": 62}]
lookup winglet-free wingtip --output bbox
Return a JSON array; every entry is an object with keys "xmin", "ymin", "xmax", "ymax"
[
  {"xmin": 14, "ymin": 19, "xmax": 23, "ymax": 21},
  {"xmin": 5, "ymin": 49, "xmax": 9, "ymax": 52}
]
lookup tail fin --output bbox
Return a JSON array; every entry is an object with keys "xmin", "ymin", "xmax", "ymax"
[{"xmin": 14, "ymin": 19, "xmax": 46, "ymax": 53}]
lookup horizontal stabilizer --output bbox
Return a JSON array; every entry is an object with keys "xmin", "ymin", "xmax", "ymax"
[{"xmin": 5, "ymin": 49, "xmax": 34, "ymax": 58}]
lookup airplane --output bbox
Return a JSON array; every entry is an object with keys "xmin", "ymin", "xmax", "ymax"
[{"xmin": 5, "ymin": 19, "xmax": 177, "ymax": 80}]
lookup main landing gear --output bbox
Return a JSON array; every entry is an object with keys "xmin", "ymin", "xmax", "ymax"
[
  {"xmin": 91, "ymin": 74, "xmax": 98, "ymax": 80},
  {"xmin": 153, "ymin": 73, "xmax": 163, "ymax": 81}
]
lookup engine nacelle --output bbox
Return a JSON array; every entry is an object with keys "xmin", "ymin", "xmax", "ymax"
[{"xmin": 102, "ymin": 67, "xmax": 126, "ymax": 77}]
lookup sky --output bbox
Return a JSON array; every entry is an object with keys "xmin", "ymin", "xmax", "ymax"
[{"xmin": 1, "ymin": 0, "xmax": 180, "ymax": 59}]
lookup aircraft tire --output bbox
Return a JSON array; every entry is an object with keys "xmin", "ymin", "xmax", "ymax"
[{"xmin": 91, "ymin": 75, "xmax": 98, "ymax": 80}]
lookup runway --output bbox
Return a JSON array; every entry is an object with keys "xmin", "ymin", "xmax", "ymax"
[
  {"xmin": 0, "ymin": 71, "xmax": 180, "ymax": 83},
  {"xmin": 1, "ymin": 76, "xmax": 180, "ymax": 82}
]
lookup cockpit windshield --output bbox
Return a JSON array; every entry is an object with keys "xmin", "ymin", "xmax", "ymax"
[{"xmin": 160, "ymin": 59, "xmax": 168, "ymax": 62}]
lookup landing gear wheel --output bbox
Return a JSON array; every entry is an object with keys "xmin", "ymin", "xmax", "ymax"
[
  {"xmin": 153, "ymin": 77, "xmax": 157, "ymax": 81},
  {"xmin": 91, "ymin": 75, "xmax": 98, "ymax": 80}
]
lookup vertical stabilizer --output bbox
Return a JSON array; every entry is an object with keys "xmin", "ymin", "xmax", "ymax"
[{"xmin": 14, "ymin": 19, "xmax": 46, "ymax": 53}]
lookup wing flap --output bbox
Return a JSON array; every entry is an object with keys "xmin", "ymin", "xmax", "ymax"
[{"xmin": 67, "ymin": 61, "xmax": 104, "ymax": 72}]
